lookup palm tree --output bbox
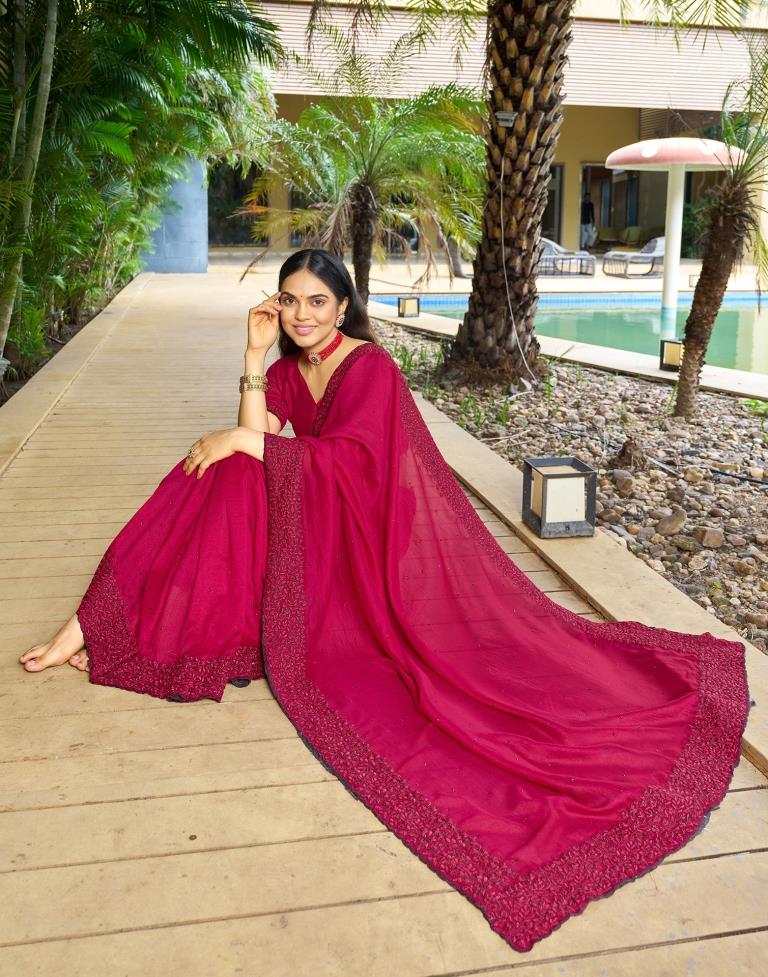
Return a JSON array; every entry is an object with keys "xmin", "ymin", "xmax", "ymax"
[
  {"xmin": 674, "ymin": 46, "xmax": 768, "ymax": 417},
  {"xmin": 0, "ymin": 0, "xmax": 281, "ymax": 384},
  {"xmin": 299, "ymin": 0, "xmax": 758, "ymax": 384},
  {"xmin": 239, "ymin": 27, "xmax": 486, "ymax": 302}
]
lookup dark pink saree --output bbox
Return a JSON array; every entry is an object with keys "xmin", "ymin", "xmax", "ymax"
[{"xmin": 79, "ymin": 341, "xmax": 750, "ymax": 951}]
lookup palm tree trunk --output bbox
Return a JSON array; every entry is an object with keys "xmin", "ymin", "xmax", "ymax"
[
  {"xmin": 450, "ymin": 0, "xmax": 573, "ymax": 378},
  {"xmin": 446, "ymin": 236, "xmax": 468, "ymax": 278},
  {"xmin": 350, "ymin": 182, "xmax": 376, "ymax": 303},
  {"xmin": 674, "ymin": 197, "xmax": 741, "ymax": 418},
  {"xmin": 0, "ymin": 0, "xmax": 59, "ymax": 374}
]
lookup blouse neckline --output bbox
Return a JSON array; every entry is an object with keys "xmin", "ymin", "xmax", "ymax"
[{"xmin": 294, "ymin": 342, "xmax": 372, "ymax": 407}]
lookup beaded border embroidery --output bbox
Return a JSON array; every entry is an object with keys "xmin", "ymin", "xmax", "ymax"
[
  {"xmin": 77, "ymin": 548, "xmax": 264, "ymax": 702},
  {"xmin": 261, "ymin": 342, "xmax": 750, "ymax": 952}
]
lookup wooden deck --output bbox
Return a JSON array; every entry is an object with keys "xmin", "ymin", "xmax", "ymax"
[{"xmin": 1, "ymin": 270, "xmax": 766, "ymax": 975}]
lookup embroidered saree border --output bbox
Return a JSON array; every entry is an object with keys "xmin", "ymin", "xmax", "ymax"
[
  {"xmin": 261, "ymin": 342, "xmax": 751, "ymax": 952},
  {"xmin": 77, "ymin": 547, "xmax": 264, "ymax": 701}
]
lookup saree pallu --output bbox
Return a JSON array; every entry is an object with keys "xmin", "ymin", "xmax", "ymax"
[
  {"xmin": 76, "ymin": 340, "xmax": 750, "ymax": 951},
  {"xmin": 259, "ymin": 342, "xmax": 750, "ymax": 951}
]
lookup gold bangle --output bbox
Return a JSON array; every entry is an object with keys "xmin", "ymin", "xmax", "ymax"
[
  {"xmin": 239, "ymin": 382, "xmax": 268, "ymax": 393},
  {"xmin": 240, "ymin": 373, "xmax": 267, "ymax": 383}
]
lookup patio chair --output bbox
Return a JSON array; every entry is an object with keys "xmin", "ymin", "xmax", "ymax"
[
  {"xmin": 538, "ymin": 238, "xmax": 596, "ymax": 277},
  {"xmin": 602, "ymin": 236, "xmax": 665, "ymax": 278}
]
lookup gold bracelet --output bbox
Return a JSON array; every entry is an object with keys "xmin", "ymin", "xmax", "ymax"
[
  {"xmin": 239, "ymin": 382, "xmax": 268, "ymax": 393},
  {"xmin": 240, "ymin": 373, "xmax": 267, "ymax": 383}
]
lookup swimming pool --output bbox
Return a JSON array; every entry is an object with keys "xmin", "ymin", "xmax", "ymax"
[{"xmin": 374, "ymin": 292, "xmax": 768, "ymax": 375}]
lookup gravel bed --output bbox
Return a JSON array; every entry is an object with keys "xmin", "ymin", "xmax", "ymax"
[{"xmin": 374, "ymin": 318, "xmax": 768, "ymax": 655}]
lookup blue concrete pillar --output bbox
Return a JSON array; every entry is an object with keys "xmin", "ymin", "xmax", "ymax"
[{"xmin": 141, "ymin": 157, "xmax": 208, "ymax": 273}]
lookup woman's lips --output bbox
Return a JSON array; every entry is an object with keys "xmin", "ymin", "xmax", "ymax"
[{"xmin": 294, "ymin": 325, "xmax": 316, "ymax": 334}]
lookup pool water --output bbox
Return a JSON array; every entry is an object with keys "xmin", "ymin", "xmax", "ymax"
[{"xmin": 375, "ymin": 293, "xmax": 768, "ymax": 375}]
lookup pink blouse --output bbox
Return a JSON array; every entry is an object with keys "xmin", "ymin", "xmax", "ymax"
[{"xmin": 264, "ymin": 352, "xmax": 320, "ymax": 436}]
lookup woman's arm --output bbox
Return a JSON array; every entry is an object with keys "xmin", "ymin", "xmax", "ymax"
[
  {"xmin": 238, "ymin": 348, "xmax": 268, "ymax": 431},
  {"xmin": 234, "ymin": 427, "xmax": 266, "ymax": 463},
  {"xmin": 238, "ymin": 348, "xmax": 282, "ymax": 435}
]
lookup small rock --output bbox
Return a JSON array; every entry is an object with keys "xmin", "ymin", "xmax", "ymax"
[
  {"xmin": 747, "ymin": 467, "xmax": 764, "ymax": 480},
  {"xmin": 614, "ymin": 475, "xmax": 635, "ymax": 498},
  {"xmin": 732, "ymin": 559, "xmax": 756, "ymax": 576},
  {"xmin": 745, "ymin": 611, "xmax": 768, "ymax": 628},
  {"xmin": 655, "ymin": 510, "xmax": 687, "ymax": 535},
  {"xmin": 692, "ymin": 526, "xmax": 724, "ymax": 548},
  {"xmin": 688, "ymin": 553, "xmax": 711, "ymax": 571},
  {"xmin": 667, "ymin": 486, "xmax": 687, "ymax": 504},
  {"xmin": 669, "ymin": 534, "xmax": 702, "ymax": 554},
  {"xmin": 683, "ymin": 467, "xmax": 704, "ymax": 483}
]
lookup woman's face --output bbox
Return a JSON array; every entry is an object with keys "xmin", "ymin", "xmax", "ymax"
[{"xmin": 278, "ymin": 269, "xmax": 348, "ymax": 352}]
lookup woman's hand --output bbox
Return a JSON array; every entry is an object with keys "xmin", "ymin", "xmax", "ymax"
[
  {"xmin": 247, "ymin": 292, "xmax": 282, "ymax": 352},
  {"xmin": 183, "ymin": 428, "xmax": 242, "ymax": 479}
]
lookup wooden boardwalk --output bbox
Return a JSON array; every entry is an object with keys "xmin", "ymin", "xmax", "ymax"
[{"xmin": 1, "ymin": 271, "xmax": 766, "ymax": 975}]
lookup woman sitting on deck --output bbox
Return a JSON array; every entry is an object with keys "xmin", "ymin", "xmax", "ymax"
[{"xmin": 18, "ymin": 248, "xmax": 749, "ymax": 953}]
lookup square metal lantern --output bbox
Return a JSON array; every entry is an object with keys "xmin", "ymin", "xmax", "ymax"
[
  {"xmin": 397, "ymin": 295, "xmax": 420, "ymax": 317},
  {"xmin": 659, "ymin": 338, "xmax": 684, "ymax": 372},
  {"xmin": 522, "ymin": 456, "xmax": 597, "ymax": 539}
]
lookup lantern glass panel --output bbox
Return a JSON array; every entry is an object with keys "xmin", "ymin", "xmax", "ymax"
[
  {"xmin": 532, "ymin": 465, "xmax": 587, "ymax": 522},
  {"xmin": 661, "ymin": 340, "xmax": 683, "ymax": 368}
]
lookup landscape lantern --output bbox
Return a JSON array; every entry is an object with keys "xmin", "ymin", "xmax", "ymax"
[
  {"xmin": 659, "ymin": 337, "xmax": 685, "ymax": 372},
  {"xmin": 398, "ymin": 296, "xmax": 420, "ymax": 317},
  {"xmin": 605, "ymin": 138, "xmax": 744, "ymax": 322},
  {"xmin": 522, "ymin": 457, "xmax": 597, "ymax": 539}
]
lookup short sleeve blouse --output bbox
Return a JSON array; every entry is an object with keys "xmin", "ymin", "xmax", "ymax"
[{"xmin": 265, "ymin": 356, "xmax": 291, "ymax": 430}]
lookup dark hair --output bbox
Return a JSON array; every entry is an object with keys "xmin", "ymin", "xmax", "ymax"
[{"xmin": 276, "ymin": 249, "xmax": 380, "ymax": 357}]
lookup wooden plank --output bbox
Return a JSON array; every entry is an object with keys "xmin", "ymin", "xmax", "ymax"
[
  {"xmin": 464, "ymin": 931, "xmax": 768, "ymax": 976},
  {"xmin": 0, "ymin": 780, "xmax": 381, "ymax": 872},
  {"xmin": 0, "ymin": 853, "xmax": 766, "ymax": 976},
  {"xmin": 0, "ymin": 662, "xmax": 270, "ymax": 718},
  {"xmin": 523, "ymin": 569, "xmax": 572, "ymax": 593},
  {"xmin": 0, "ymin": 698, "xmax": 289, "ymax": 764},
  {"xmin": 0, "ymin": 556, "xmax": 101, "ymax": 579},
  {"xmin": 0, "ymin": 508, "xmax": 139, "ymax": 527},
  {"xmin": 0, "ymin": 739, "xmax": 332, "ymax": 811},
  {"xmin": 0, "ymin": 496, "xmax": 151, "ymax": 514},
  {"xmin": 0, "ymin": 483, "xmax": 162, "ymax": 501},
  {"xmin": 508, "ymin": 552, "xmax": 551, "ymax": 573},
  {"xmin": 1, "ymin": 833, "xmax": 439, "ymax": 947},
  {"xmin": 0, "ymin": 575, "xmax": 97, "ymax": 600},
  {"xmin": 0, "ymin": 538, "xmax": 112, "ymax": 559},
  {"xmin": 548, "ymin": 591, "xmax": 596, "ymax": 614}
]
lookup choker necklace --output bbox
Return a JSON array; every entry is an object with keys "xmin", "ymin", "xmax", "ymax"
[{"xmin": 303, "ymin": 327, "xmax": 343, "ymax": 365}]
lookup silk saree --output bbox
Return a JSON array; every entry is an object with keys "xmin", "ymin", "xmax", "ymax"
[{"xmin": 77, "ymin": 340, "xmax": 750, "ymax": 951}]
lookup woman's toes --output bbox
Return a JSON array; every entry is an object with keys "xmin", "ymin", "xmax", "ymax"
[
  {"xmin": 69, "ymin": 651, "xmax": 90, "ymax": 671},
  {"xmin": 19, "ymin": 644, "xmax": 45, "ymax": 665},
  {"xmin": 21, "ymin": 646, "xmax": 65, "ymax": 671}
]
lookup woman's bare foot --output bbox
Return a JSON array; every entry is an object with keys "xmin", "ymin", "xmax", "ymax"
[{"xmin": 19, "ymin": 613, "xmax": 89, "ymax": 673}]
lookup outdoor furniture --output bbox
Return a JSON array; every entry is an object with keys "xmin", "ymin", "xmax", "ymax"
[
  {"xmin": 602, "ymin": 236, "xmax": 665, "ymax": 278},
  {"xmin": 538, "ymin": 238, "xmax": 596, "ymax": 277}
]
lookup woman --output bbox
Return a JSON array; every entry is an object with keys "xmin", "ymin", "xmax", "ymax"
[{"xmin": 18, "ymin": 248, "xmax": 750, "ymax": 952}]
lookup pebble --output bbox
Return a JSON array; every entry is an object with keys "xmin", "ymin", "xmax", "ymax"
[
  {"xmin": 693, "ymin": 526, "xmax": 725, "ymax": 548},
  {"xmin": 377, "ymin": 320, "xmax": 768, "ymax": 658},
  {"xmin": 656, "ymin": 510, "xmax": 687, "ymax": 535}
]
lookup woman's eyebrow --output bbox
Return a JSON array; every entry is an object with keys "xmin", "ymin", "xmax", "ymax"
[{"xmin": 279, "ymin": 290, "xmax": 329, "ymax": 299}]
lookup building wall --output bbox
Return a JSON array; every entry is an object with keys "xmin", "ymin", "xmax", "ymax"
[{"xmin": 555, "ymin": 106, "xmax": 640, "ymax": 250}]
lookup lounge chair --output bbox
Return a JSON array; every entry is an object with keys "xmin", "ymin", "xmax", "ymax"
[
  {"xmin": 538, "ymin": 238, "xmax": 596, "ymax": 277},
  {"xmin": 602, "ymin": 236, "xmax": 665, "ymax": 278}
]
